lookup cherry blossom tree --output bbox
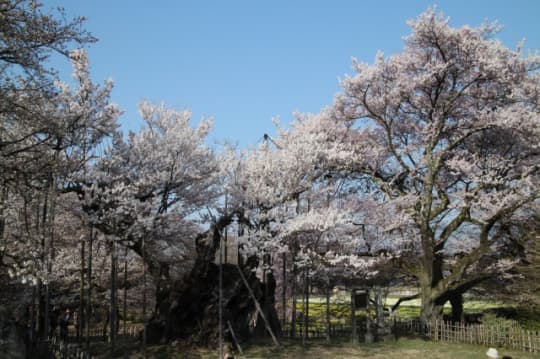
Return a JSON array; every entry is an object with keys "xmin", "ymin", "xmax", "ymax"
[
  {"xmin": 0, "ymin": 0, "xmax": 97, "ymax": 188},
  {"xmin": 79, "ymin": 101, "xmax": 221, "ymax": 344},
  {"xmin": 1, "ymin": 0, "xmax": 117, "ymax": 284},
  {"xmin": 220, "ymin": 112, "xmax": 393, "ymax": 340},
  {"xmin": 84, "ymin": 101, "xmax": 217, "ymax": 269},
  {"xmin": 0, "ymin": 3, "xmax": 118, "ymax": 342},
  {"xmin": 331, "ymin": 8, "xmax": 540, "ymax": 323},
  {"xmin": 1, "ymin": 48, "xmax": 120, "ymax": 280}
]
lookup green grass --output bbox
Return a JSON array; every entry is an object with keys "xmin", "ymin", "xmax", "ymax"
[
  {"xmin": 286, "ymin": 296, "xmax": 540, "ymax": 334},
  {"xmin": 89, "ymin": 295, "xmax": 540, "ymax": 357},
  {"xmin": 517, "ymin": 306, "xmax": 540, "ymax": 330},
  {"xmin": 113, "ymin": 338, "xmax": 539, "ymax": 358}
]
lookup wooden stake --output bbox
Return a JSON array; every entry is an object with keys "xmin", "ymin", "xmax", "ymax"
[
  {"xmin": 227, "ymin": 320, "xmax": 243, "ymax": 354},
  {"xmin": 235, "ymin": 265, "xmax": 280, "ymax": 347}
]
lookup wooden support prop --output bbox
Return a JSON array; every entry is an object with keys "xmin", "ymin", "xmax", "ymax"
[
  {"xmin": 227, "ymin": 320, "xmax": 243, "ymax": 354},
  {"xmin": 235, "ymin": 264, "xmax": 280, "ymax": 347}
]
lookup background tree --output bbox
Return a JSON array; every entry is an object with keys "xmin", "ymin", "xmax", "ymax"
[
  {"xmin": 0, "ymin": 1, "xmax": 119, "ymax": 345},
  {"xmin": 221, "ymin": 114, "xmax": 392, "ymax": 339},
  {"xmin": 331, "ymin": 8, "xmax": 540, "ymax": 323}
]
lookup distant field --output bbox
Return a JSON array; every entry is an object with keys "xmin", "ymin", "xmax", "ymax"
[{"xmin": 288, "ymin": 294, "xmax": 540, "ymax": 330}]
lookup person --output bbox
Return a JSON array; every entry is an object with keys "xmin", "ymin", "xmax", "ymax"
[
  {"xmin": 59, "ymin": 308, "xmax": 71, "ymax": 341},
  {"xmin": 486, "ymin": 347, "xmax": 498, "ymax": 358}
]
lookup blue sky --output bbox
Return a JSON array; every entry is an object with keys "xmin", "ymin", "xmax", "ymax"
[{"xmin": 43, "ymin": 0, "xmax": 540, "ymax": 148}]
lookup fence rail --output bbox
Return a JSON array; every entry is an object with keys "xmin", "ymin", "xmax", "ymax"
[
  {"xmin": 48, "ymin": 336, "xmax": 92, "ymax": 359},
  {"xmin": 66, "ymin": 322, "xmax": 143, "ymax": 342},
  {"xmin": 43, "ymin": 319, "xmax": 540, "ymax": 355},
  {"xmin": 283, "ymin": 323, "xmax": 354, "ymax": 339},
  {"xmin": 284, "ymin": 316, "xmax": 540, "ymax": 353},
  {"xmin": 38, "ymin": 323, "xmax": 143, "ymax": 359},
  {"xmin": 396, "ymin": 319, "xmax": 540, "ymax": 353}
]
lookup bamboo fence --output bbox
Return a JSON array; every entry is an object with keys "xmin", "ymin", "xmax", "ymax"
[{"xmin": 396, "ymin": 319, "xmax": 540, "ymax": 353}]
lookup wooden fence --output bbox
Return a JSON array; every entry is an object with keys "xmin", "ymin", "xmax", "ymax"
[
  {"xmin": 283, "ymin": 322, "xmax": 354, "ymax": 339},
  {"xmin": 284, "ymin": 316, "xmax": 540, "ymax": 353},
  {"xmin": 66, "ymin": 322, "xmax": 143, "ymax": 342},
  {"xmin": 47, "ymin": 336, "xmax": 92, "ymax": 359},
  {"xmin": 39, "ymin": 323, "xmax": 143, "ymax": 358},
  {"xmin": 396, "ymin": 319, "xmax": 540, "ymax": 353},
  {"xmin": 50, "ymin": 319, "xmax": 540, "ymax": 354}
]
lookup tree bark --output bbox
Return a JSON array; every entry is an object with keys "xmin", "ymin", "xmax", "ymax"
[
  {"xmin": 449, "ymin": 292, "xmax": 464, "ymax": 323},
  {"xmin": 142, "ymin": 214, "xmax": 281, "ymax": 347},
  {"xmin": 419, "ymin": 283, "xmax": 444, "ymax": 325},
  {"xmin": 418, "ymin": 252, "xmax": 445, "ymax": 324}
]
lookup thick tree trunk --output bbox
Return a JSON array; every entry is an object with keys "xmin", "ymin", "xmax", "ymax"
[
  {"xmin": 420, "ymin": 296, "xmax": 443, "ymax": 325},
  {"xmin": 419, "ymin": 273, "xmax": 445, "ymax": 325},
  {"xmin": 144, "ymin": 217, "xmax": 281, "ymax": 347},
  {"xmin": 417, "ymin": 248, "xmax": 491, "ymax": 325},
  {"xmin": 419, "ymin": 253, "xmax": 444, "ymax": 324},
  {"xmin": 449, "ymin": 292, "xmax": 464, "ymax": 323},
  {"xmin": 146, "ymin": 261, "xmax": 280, "ymax": 346},
  {"xmin": 422, "ymin": 288, "xmax": 476, "ymax": 325}
]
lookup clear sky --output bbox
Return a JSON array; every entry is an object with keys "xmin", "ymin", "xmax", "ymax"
[{"xmin": 42, "ymin": 0, "xmax": 540, "ymax": 148}]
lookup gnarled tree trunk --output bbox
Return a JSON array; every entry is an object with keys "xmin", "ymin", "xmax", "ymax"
[{"xmin": 143, "ymin": 216, "xmax": 281, "ymax": 347}]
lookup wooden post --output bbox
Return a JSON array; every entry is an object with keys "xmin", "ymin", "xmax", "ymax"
[
  {"xmin": 85, "ymin": 225, "xmax": 93, "ymax": 350},
  {"xmin": 375, "ymin": 286, "xmax": 384, "ymax": 339},
  {"xmin": 142, "ymin": 236, "xmax": 147, "ymax": 354},
  {"xmin": 325, "ymin": 280, "xmax": 331, "ymax": 343},
  {"xmin": 235, "ymin": 264, "xmax": 280, "ymax": 347},
  {"xmin": 282, "ymin": 253, "xmax": 287, "ymax": 330},
  {"xmin": 351, "ymin": 289, "xmax": 357, "ymax": 344},
  {"xmin": 79, "ymin": 237, "xmax": 85, "ymax": 343},
  {"xmin": 110, "ymin": 239, "xmax": 117, "ymax": 353},
  {"xmin": 219, "ymin": 232, "xmax": 223, "ymax": 359},
  {"xmin": 31, "ymin": 286, "xmax": 36, "ymax": 344},
  {"xmin": 227, "ymin": 321, "xmax": 243, "ymax": 354},
  {"xmin": 123, "ymin": 245, "xmax": 128, "ymax": 338},
  {"xmin": 303, "ymin": 268, "xmax": 309, "ymax": 344},
  {"xmin": 291, "ymin": 264, "xmax": 297, "ymax": 338},
  {"xmin": 224, "ymin": 193, "xmax": 228, "ymax": 264},
  {"xmin": 365, "ymin": 289, "xmax": 373, "ymax": 343}
]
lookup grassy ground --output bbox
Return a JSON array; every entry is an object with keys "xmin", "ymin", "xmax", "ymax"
[
  {"xmin": 86, "ymin": 294, "xmax": 540, "ymax": 357},
  {"xmin": 100, "ymin": 338, "xmax": 539, "ymax": 358},
  {"xmin": 292, "ymin": 295, "xmax": 540, "ymax": 330}
]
